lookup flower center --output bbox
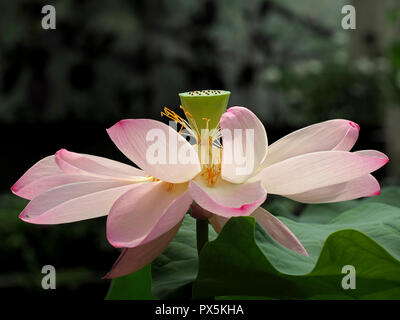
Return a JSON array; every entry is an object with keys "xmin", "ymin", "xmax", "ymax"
[
  {"xmin": 161, "ymin": 104, "xmax": 223, "ymax": 187},
  {"xmin": 197, "ymin": 136, "xmax": 222, "ymax": 186},
  {"xmin": 147, "ymin": 176, "xmax": 160, "ymax": 182},
  {"xmin": 200, "ymin": 163, "xmax": 221, "ymax": 186}
]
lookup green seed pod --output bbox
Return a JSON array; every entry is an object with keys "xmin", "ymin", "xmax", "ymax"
[{"xmin": 179, "ymin": 90, "xmax": 231, "ymax": 130}]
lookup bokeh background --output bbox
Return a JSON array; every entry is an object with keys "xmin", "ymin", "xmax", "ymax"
[{"xmin": 1, "ymin": 0, "xmax": 400, "ymax": 299}]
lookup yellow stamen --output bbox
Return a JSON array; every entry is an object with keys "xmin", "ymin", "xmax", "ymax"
[
  {"xmin": 161, "ymin": 106, "xmax": 201, "ymax": 142},
  {"xmin": 180, "ymin": 105, "xmax": 192, "ymax": 119},
  {"xmin": 202, "ymin": 117, "xmax": 210, "ymax": 130},
  {"xmin": 181, "ymin": 105, "xmax": 201, "ymax": 140},
  {"xmin": 161, "ymin": 107, "xmax": 187, "ymax": 133},
  {"xmin": 201, "ymin": 163, "xmax": 221, "ymax": 186}
]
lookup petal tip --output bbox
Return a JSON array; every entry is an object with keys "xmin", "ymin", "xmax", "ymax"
[
  {"xmin": 294, "ymin": 244, "xmax": 309, "ymax": 256},
  {"xmin": 115, "ymin": 119, "xmax": 131, "ymax": 128},
  {"xmin": 370, "ymin": 189, "xmax": 381, "ymax": 197},
  {"xmin": 10, "ymin": 183, "xmax": 28, "ymax": 199},
  {"xmin": 349, "ymin": 121, "xmax": 360, "ymax": 131},
  {"xmin": 18, "ymin": 211, "xmax": 31, "ymax": 222},
  {"xmin": 101, "ymin": 272, "xmax": 112, "ymax": 280},
  {"xmin": 380, "ymin": 156, "xmax": 390, "ymax": 167},
  {"xmin": 55, "ymin": 148, "xmax": 68, "ymax": 157},
  {"xmin": 10, "ymin": 183, "xmax": 19, "ymax": 194},
  {"xmin": 107, "ymin": 120, "xmax": 125, "ymax": 132}
]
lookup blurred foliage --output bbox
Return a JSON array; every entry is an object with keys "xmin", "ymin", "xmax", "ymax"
[
  {"xmin": 262, "ymin": 58, "xmax": 386, "ymax": 125},
  {"xmin": 0, "ymin": 0, "xmax": 378, "ymax": 126},
  {"xmin": 387, "ymin": 39, "xmax": 400, "ymax": 103},
  {"xmin": 0, "ymin": 194, "xmax": 116, "ymax": 298},
  {"xmin": 1, "ymin": 0, "xmax": 398, "ymax": 126}
]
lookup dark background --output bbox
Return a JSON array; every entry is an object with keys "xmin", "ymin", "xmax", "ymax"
[{"xmin": 1, "ymin": 0, "xmax": 399, "ymax": 299}]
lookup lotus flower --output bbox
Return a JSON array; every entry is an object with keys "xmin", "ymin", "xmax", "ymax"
[{"xmin": 11, "ymin": 92, "xmax": 388, "ymax": 279}]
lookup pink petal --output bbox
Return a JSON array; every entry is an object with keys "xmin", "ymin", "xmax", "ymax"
[
  {"xmin": 208, "ymin": 208, "xmax": 308, "ymax": 256},
  {"xmin": 252, "ymin": 207, "xmax": 308, "ymax": 256},
  {"xmin": 259, "ymin": 150, "xmax": 388, "ymax": 195},
  {"xmin": 12, "ymin": 174, "xmax": 102, "ymax": 200},
  {"xmin": 221, "ymin": 107, "xmax": 268, "ymax": 183},
  {"xmin": 19, "ymin": 180, "xmax": 136, "ymax": 224},
  {"xmin": 106, "ymin": 182, "xmax": 192, "ymax": 248},
  {"xmin": 55, "ymin": 149, "xmax": 146, "ymax": 179},
  {"xmin": 107, "ymin": 119, "xmax": 201, "ymax": 183},
  {"xmin": 12, "ymin": 156, "xmax": 63, "ymax": 199},
  {"xmin": 259, "ymin": 120, "xmax": 359, "ymax": 170},
  {"xmin": 103, "ymin": 222, "xmax": 181, "ymax": 279},
  {"xmin": 286, "ymin": 174, "xmax": 380, "ymax": 203},
  {"xmin": 12, "ymin": 152, "xmax": 147, "ymax": 200},
  {"xmin": 189, "ymin": 178, "xmax": 267, "ymax": 217}
]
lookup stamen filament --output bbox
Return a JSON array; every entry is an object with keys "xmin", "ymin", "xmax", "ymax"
[{"xmin": 161, "ymin": 106, "xmax": 199, "ymax": 141}]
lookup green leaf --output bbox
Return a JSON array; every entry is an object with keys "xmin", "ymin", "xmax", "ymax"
[
  {"xmin": 151, "ymin": 215, "xmax": 217, "ymax": 299},
  {"xmin": 298, "ymin": 200, "xmax": 359, "ymax": 223},
  {"xmin": 193, "ymin": 203, "xmax": 400, "ymax": 299},
  {"xmin": 105, "ymin": 264, "xmax": 155, "ymax": 300}
]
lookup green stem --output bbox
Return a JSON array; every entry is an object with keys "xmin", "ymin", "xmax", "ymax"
[{"xmin": 196, "ymin": 219, "xmax": 209, "ymax": 255}]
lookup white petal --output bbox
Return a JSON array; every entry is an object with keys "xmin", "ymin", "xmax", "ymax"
[
  {"xmin": 286, "ymin": 174, "xmax": 380, "ymax": 203},
  {"xmin": 258, "ymin": 119, "xmax": 360, "ymax": 170},
  {"xmin": 259, "ymin": 150, "xmax": 388, "ymax": 195},
  {"xmin": 221, "ymin": 107, "xmax": 268, "ymax": 183}
]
